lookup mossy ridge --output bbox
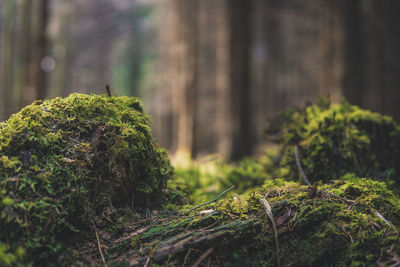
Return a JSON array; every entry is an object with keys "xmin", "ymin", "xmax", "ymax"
[
  {"xmin": 104, "ymin": 178, "xmax": 399, "ymax": 266},
  {"xmin": 0, "ymin": 93, "xmax": 172, "ymax": 265},
  {"xmin": 267, "ymin": 99, "xmax": 400, "ymax": 184}
]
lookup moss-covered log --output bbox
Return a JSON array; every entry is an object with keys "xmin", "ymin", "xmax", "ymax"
[{"xmin": 83, "ymin": 178, "xmax": 399, "ymax": 266}]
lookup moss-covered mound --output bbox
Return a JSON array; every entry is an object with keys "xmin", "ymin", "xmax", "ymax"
[
  {"xmin": 0, "ymin": 94, "xmax": 172, "ymax": 264},
  {"xmin": 267, "ymin": 99, "xmax": 400, "ymax": 183}
]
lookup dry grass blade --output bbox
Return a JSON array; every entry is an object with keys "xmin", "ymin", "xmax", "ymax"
[
  {"xmin": 187, "ymin": 185, "xmax": 235, "ymax": 214},
  {"xmin": 260, "ymin": 198, "xmax": 281, "ymax": 267},
  {"xmin": 294, "ymin": 145, "xmax": 311, "ymax": 185}
]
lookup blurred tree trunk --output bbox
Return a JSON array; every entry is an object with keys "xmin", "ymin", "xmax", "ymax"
[
  {"xmin": 0, "ymin": 0, "xmax": 17, "ymax": 121},
  {"xmin": 227, "ymin": 0, "xmax": 253, "ymax": 161},
  {"xmin": 171, "ymin": 0, "xmax": 199, "ymax": 157},
  {"xmin": 0, "ymin": 0, "xmax": 49, "ymax": 121},
  {"xmin": 170, "ymin": 0, "xmax": 254, "ymax": 160},
  {"xmin": 27, "ymin": 0, "xmax": 49, "ymax": 101},
  {"xmin": 342, "ymin": 0, "xmax": 400, "ymax": 121},
  {"xmin": 47, "ymin": 0, "xmax": 76, "ymax": 99},
  {"xmin": 13, "ymin": 0, "xmax": 32, "ymax": 108},
  {"xmin": 318, "ymin": 0, "xmax": 345, "ymax": 102},
  {"xmin": 215, "ymin": 0, "xmax": 231, "ymax": 158}
]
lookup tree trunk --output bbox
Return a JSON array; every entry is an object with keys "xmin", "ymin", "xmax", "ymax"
[
  {"xmin": 227, "ymin": 0, "xmax": 253, "ymax": 161},
  {"xmin": 171, "ymin": 0, "xmax": 199, "ymax": 158},
  {"xmin": 342, "ymin": 0, "xmax": 400, "ymax": 121},
  {"xmin": 13, "ymin": 0, "xmax": 32, "ymax": 108},
  {"xmin": 27, "ymin": 0, "xmax": 49, "ymax": 102},
  {"xmin": 0, "ymin": 0, "xmax": 16, "ymax": 120}
]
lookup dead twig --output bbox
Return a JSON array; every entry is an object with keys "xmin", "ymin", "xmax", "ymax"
[
  {"xmin": 187, "ymin": 185, "xmax": 235, "ymax": 214},
  {"xmin": 193, "ymin": 248, "xmax": 214, "ymax": 267},
  {"xmin": 260, "ymin": 197, "xmax": 281, "ymax": 267},
  {"xmin": 93, "ymin": 222, "xmax": 106, "ymax": 266},
  {"xmin": 375, "ymin": 210, "xmax": 397, "ymax": 232},
  {"xmin": 294, "ymin": 145, "xmax": 311, "ymax": 185},
  {"xmin": 323, "ymin": 190, "xmax": 356, "ymax": 205},
  {"xmin": 105, "ymin": 84, "xmax": 112, "ymax": 97},
  {"xmin": 182, "ymin": 248, "xmax": 193, "ymax": 266},
  {"xmin": 143, "ymin": 257, "xmax": 150, "ymax": 267}
]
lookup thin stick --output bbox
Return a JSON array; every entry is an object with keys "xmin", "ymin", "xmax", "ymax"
[
  {"xmin": 260, "ymin": 197, "xmax": 281, "ymax": 267},
  {"xmin": 187, "ymin": 185, "xmax": 235, "ymax": 214},
  {"xmin": 144, "ymin": 257, "xmax": 150, "ymax": 267},
  {"xmin": 182, "ymin": 248, "xmax": 193, "ymax": 266},
  {"xmin": 193, "ymin": 248, "xmax": 214, "ymax": 267},
  {"xmin": 93, "ymin": 223, "xmax": 107, "ymax": 266},
  {"xmin": 294, "ymin": 145, "xmax": 311, "ymax": 185},
  {"xmin": 105, "ymin": 84, "xmax": 112, "ymax": 97}
]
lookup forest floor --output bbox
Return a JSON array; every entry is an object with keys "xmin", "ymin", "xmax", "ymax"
[{"xmin": 1, "ymin": 95, "xmax": 400, "ymax": 266}]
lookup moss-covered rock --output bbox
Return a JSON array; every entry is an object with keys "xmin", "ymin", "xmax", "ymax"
[
  {"xmin": 267, "ymin": 99, "xmax": 400, "ymax": 184},
  {"xmin": 0, "ymin": 94, "xmax": 172, "ymax": 264}
]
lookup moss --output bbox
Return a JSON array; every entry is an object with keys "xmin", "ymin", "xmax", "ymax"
[
  {"xmin": 106, "ymin": 178, "xmax": 400, "ymax": 266},
  {"xmin": 169, "ymin": 156, "xmax": 231, "ymax": 204},
  {"xmin": 0, "ymin": 242, "xmax": 26, "ymax": 266},
  {"xmin": 257, "ymin": 178, "xmax": 400, "ymax": 266},
  {"xmin": 220, "ymin": 157, "xmax": 269, "ymax": 194},
  {"xmin": 0, "ymin": 93, "xmax": 172, "ymax": 265},
  {"xmin": 267, "ymin": 99, "xmax": 400, "ymax": 184}
]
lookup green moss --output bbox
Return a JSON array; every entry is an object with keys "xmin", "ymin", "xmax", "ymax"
[
  {"xmin": 169, "ymin": 157, "xmax": 231, "ymax": 204},
  {"xmin": 267, "ymin": 99, "xmax": 400, "ymax": 184},
  {"xmin": 107, "ymin": 177, "xmax": 400, "ymax": 266},
  {"xmin": 0, "ymin": 242, "xmax": 26, "ymax": 266},
  {"xmin": 253, "ymin": 178, "xmax": 400, "ymax": 266},
  {"xmin": 0, "ymin": 93, "xmax": 172, "ymax": 264},
  {"xmin": 220, "ymin": 157, "xmax": 268, "ymax": 194}
]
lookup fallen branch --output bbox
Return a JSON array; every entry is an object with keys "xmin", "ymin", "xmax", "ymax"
[
  {"xmin": 187, "ymin": 185, "xmax": 235, "ymax": 214},
  {"xmin": 260, "ymin": 197, "xmax": 281, "ymax": 267},
  {"xmin": 294, "ymin": 145, "xmax": 311, "ymax": 185}
]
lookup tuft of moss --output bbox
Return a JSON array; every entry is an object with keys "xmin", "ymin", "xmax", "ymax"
[
  {"xmin": 267, "ymin": 99, "xmax": 400, "ymax": 184},
  {"xmin": 0, "ymin": 93, "xmax": 172, "ymax": 264},
  {"xmin": 220, "ymin": 157, "xmax": 268, "ymax": 194}
]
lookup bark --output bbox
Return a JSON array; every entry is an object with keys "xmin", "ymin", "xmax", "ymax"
[
  {"xmin": 0, "ymin": 0, "xmax": 16, "ymax": 120},
  {"xmin": 342, "ymin": 0, "xmax": 400, "ymax": 121},
  {"xmin": 171, "ymin": 0, "xmax": 199, "ymax": 157},
  {"xmin": 227, "ymin": 0, "xmax": 253, "ymax": 161},
  {"xmin": 215, "ymin": 0, "xmax": 231, "ymax": 158},
  {"xmin": 27, "ymin": 0, "xmax": 49, "ymax": 101}
]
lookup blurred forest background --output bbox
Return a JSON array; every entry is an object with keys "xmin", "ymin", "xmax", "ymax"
[{"xmin": 1, "ymin": 0, "xmax": 400, "ymax": 161}]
